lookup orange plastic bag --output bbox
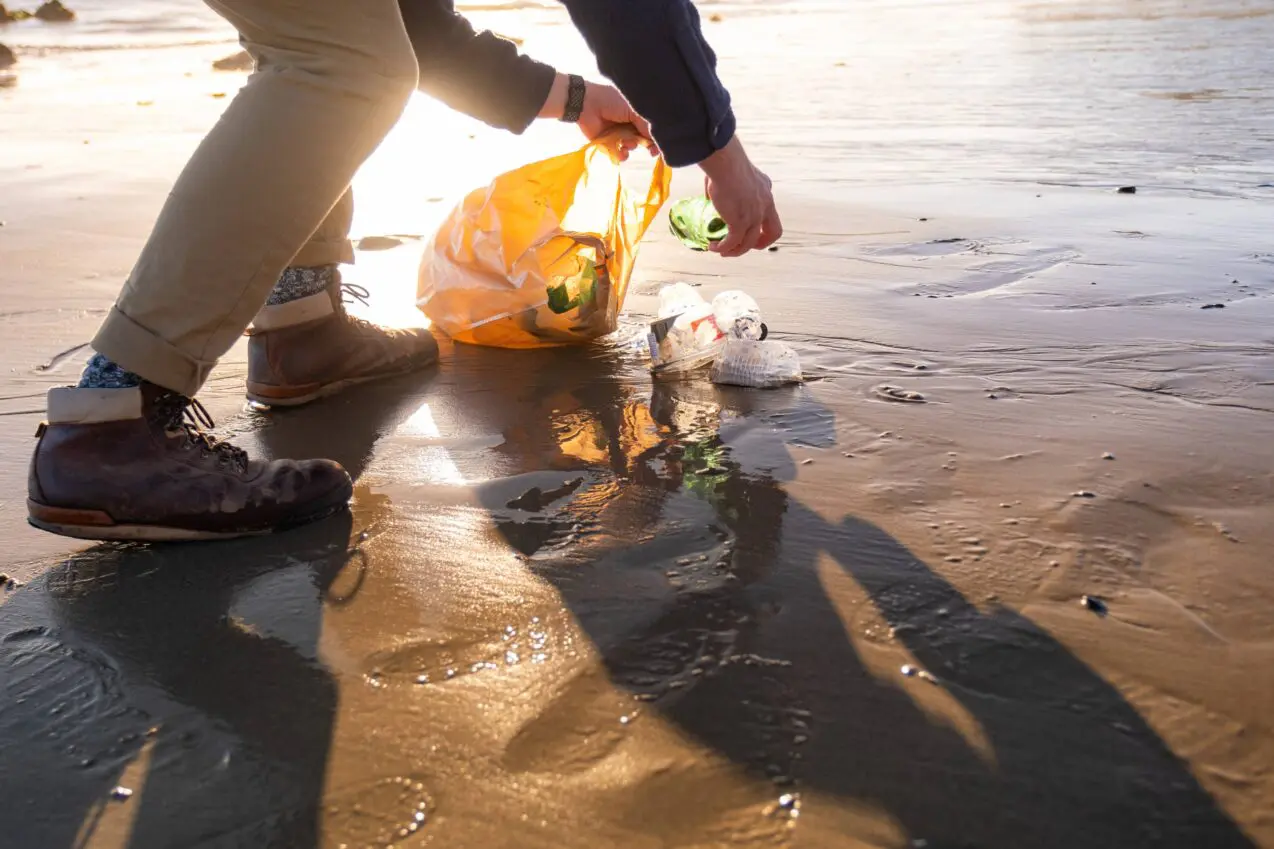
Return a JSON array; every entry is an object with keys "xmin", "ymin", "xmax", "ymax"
[{"xmin": 417, "ymin": 129, "xmax": 671, "ymax": 348}]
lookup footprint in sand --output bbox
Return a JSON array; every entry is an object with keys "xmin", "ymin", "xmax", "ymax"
[{"xmin": 324, "ymin": 774, "xmax": 431, "ymax": 845}]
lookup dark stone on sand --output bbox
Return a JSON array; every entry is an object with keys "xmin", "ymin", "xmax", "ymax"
[
  {"xmin": 1117, "ymin": 186, "xmax": 1137, "ymax": 194},
  {"xmin": 1081, "ymin": 595, "xmax": 1108, "ymax": 615},
  {"xmin": 356, "ymin": 235, "xmax": 404, "ymax": 251},
  {"xmin": 0, "ymin": 43, "xmax": 14, "ymax": 70},
  {"xmin": 874, "ymin": 384, "xmax": 925, "ymax": 403},
  {"xmin": 212, "ymin": 49, "xmax": 254, "ymax": 72},
  {"xmin": 507, "ymin": 477, "xmax": 584, "ymax": 512},
  {"xmin": 918, "ymin": 217, "xmax": 929, "ymax": 222},
  {"xmin": 1073, "ymin": 490, "xmax": 1096, "ymax": 499},
  {"xmin": 34, "ymin": 1, "xmax": 74, "ymax": 22},
  {"xmin": 767, "ymin": 245, "xmax": 779, "ymax": 252},
  {"xmin": 931, "ymin": 237, "xmax": 965, "ymax": 244},
  {"xmin": 1201, "ymin": 303, "xmax": 1225, "ymax": 309}
]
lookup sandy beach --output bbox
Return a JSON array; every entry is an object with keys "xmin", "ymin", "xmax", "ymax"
[{"xmin": 2, "ymin": 1, "xmax": 1274, "ymax": 847}]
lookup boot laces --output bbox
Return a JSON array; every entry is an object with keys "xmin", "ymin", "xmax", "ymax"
[
  {"xmin": 153, "ymin": 392, "xmax": 249, "ymax": 472},
  {"xmin": 336, "ymin": 282, "xmax": 388, "ymax": 334}
]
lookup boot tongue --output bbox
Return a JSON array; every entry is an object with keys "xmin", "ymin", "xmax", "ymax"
[
  {"xmin": 148, "ymin": 388, "xmax": 194, "ymax": 430},
  {"xmin": 146, "ymin": 387, "xmax": 250, "ymax": 473}
]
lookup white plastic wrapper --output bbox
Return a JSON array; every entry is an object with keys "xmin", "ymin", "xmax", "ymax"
[{"xmin": 710, "ymin": 339, "xmax": 802, "ymax": 388}]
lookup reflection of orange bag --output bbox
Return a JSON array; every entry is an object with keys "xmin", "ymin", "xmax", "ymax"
[{"xmin": 417, "ymin": 129, "xmax": 671, "ymax": 348}]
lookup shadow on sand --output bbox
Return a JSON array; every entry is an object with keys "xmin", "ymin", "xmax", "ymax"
[{"xmin": 0, "ymin": 343, "xmax": 1254, "ymax": 848}]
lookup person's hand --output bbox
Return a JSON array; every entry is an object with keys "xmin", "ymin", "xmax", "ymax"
[
  {"xmin": 577, "ymin": 82, "xmax": 654, "ymax": 161},
  {"xmin": 539, "ymin": 74, "xmax": 654, "ymax": 161},
  {"xmin": 699, "ymin": 136, "xmax": 782, "ymax": 257}
]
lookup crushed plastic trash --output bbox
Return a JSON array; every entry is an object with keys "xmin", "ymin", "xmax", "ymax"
[
  {"xmin": 647, "ymin": 284, "xmax": 800, "ymax": 387},
  {"xmin": 648, "ymin": 285, "xmax": 725, "ymax": 377},
  {"xmin": 711, "ymin": 338, "xmax": 802, "ymax": 388}
]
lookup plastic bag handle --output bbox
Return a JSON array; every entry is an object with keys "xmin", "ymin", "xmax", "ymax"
[
  {"xmin": 588, "ymin": 124, "xmax": 672, "ymax": 225},
  {"xmin": 591, "ymin": 123, "xmax": 650, "ymax": 155}
]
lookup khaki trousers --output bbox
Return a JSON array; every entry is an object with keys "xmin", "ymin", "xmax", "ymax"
[{"xmin": 92, "ymin": 0, "xmax": 417, "ymax": 397}]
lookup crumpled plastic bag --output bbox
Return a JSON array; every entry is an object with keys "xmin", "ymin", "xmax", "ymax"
[{"xmin": 417, "ymin": 128, "xmax": 671, "ymax": 348}]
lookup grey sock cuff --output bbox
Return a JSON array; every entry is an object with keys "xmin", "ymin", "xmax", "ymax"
[
  {"xmin": 267, "ymin": 265, "xmax": 336, "ymax": 306},
  {"xmin": 78, "ymin": 352, "xmax": 143, "ymax": 389}
]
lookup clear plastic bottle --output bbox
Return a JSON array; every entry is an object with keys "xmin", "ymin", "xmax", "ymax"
[
  {"xmin": 658, "ymin": 281, "xmax": 707, "ymax": 319},
  {"xmin": 711, "ymin": 290, "xmax": 766, "ymax": 341},
  {"xmin": 710, "ymin": 339, "xmax": 802, "ymax": 388},
  {"xmin": 668, "ymin": 196, "xmax": 728, "ymax": 251}
]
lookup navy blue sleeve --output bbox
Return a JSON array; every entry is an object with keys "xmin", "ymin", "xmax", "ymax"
[
  {"xmin": 400, "ymin": 0, "xmax": 558, "ymax": 134},
  {"xmin": 556, "ymin": 0, "xmax": 736, "ymax": 167}
]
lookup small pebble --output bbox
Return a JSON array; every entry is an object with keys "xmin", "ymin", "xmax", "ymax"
[
  {"xmin": 918, "ymin": 670, "xmax": 940, "ymax": 684},
  {"xmin": 110, "ymin": 786, "xmax": 133, "ymax": 801},
  {"xmin": 767, "ymin": 245, "xmax": 779, "ymax": 252},
  {"xmin": 1049, "ymin": 560, "xmax": 1060, "ymax": 567},
  {"xmin": 1073, "ymin": 490, "xmax": 1096, "ymax": 499},
  {"xmin": 1117, "ymin": 186, "xmax": 1137, "ymax": 194},
  {"xmin": 1101, "ymin": 452, "xmax": 1115, "ymax": 460},
  {"xmin": 1081, "ymin": 595, "xmax": 1108, "ymax": 615},
  {"xmin": 1201, "ymin": 303, "xmax": 1225, "ymax": 310},
  {"xmin": 919, "ymin": 217, "xmax": 929, "ymax": 222},
  {"xmin": 801, "ymin": 458, "xmax": 814, "ymax": 466}
]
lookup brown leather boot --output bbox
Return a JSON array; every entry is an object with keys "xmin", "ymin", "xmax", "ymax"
[
  {"xmin": 246, "ymin": 276, "xmax": 439, "ymax": 407},
  {"xmin": 27, "ymin": 384, "xmax": 353, "ymax": 542}
]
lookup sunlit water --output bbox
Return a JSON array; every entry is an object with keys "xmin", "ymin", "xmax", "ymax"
[{"xmin": 6, "ymin": 0, "xmax": 1271, "ymax": 197}]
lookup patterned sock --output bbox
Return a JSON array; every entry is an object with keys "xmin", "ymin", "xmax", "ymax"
[
  {"xmin": 266, "ymin": 264, "xmax": 337, "ymax": 306},
  {"xmin": 77, "ymin": 352, "xmax": 143, "ymax": 389}
]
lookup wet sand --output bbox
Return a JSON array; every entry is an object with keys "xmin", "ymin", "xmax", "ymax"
[{"xmin": 3, "ymin": 2, "xmax": 1274, "ymax": 847}]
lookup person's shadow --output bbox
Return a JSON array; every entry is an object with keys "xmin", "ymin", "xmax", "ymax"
[
  {"xmin": 0, "ymin": 370, "xmax": 429, "ymax": 849},
  {"xmin": 0, "ymin": 342, "xmax": 1256, "ymax": 848},
  {"xmin": 461, "ymin": 350, "xmax": 1256, "ymax": 849}
]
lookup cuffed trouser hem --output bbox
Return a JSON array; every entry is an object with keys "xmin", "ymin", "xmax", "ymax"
[
  {"xmin": 291, "ymin": 236, "xmax": 355, "ymax": 267},
  {"xmin": 92, "ymin": 306, "xmax": 215, "ymax": 398}
]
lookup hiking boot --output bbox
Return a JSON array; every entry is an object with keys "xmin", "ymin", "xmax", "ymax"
[
  {"xmin": 246, "ymin": 274, "xmax": 439, "ymax": 407},
  {"xmin": 27, "ymin": 384, "xmax": 353, "ymax": 542}
]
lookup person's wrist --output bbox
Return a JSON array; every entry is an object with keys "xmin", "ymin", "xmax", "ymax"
[
  {"xmin": 537, "ymin": 72, "xmax": 570, "ymax": 120},
  {"xmin": 698, "ymin": 135, "xmax": 748, "ymax": 178}
]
